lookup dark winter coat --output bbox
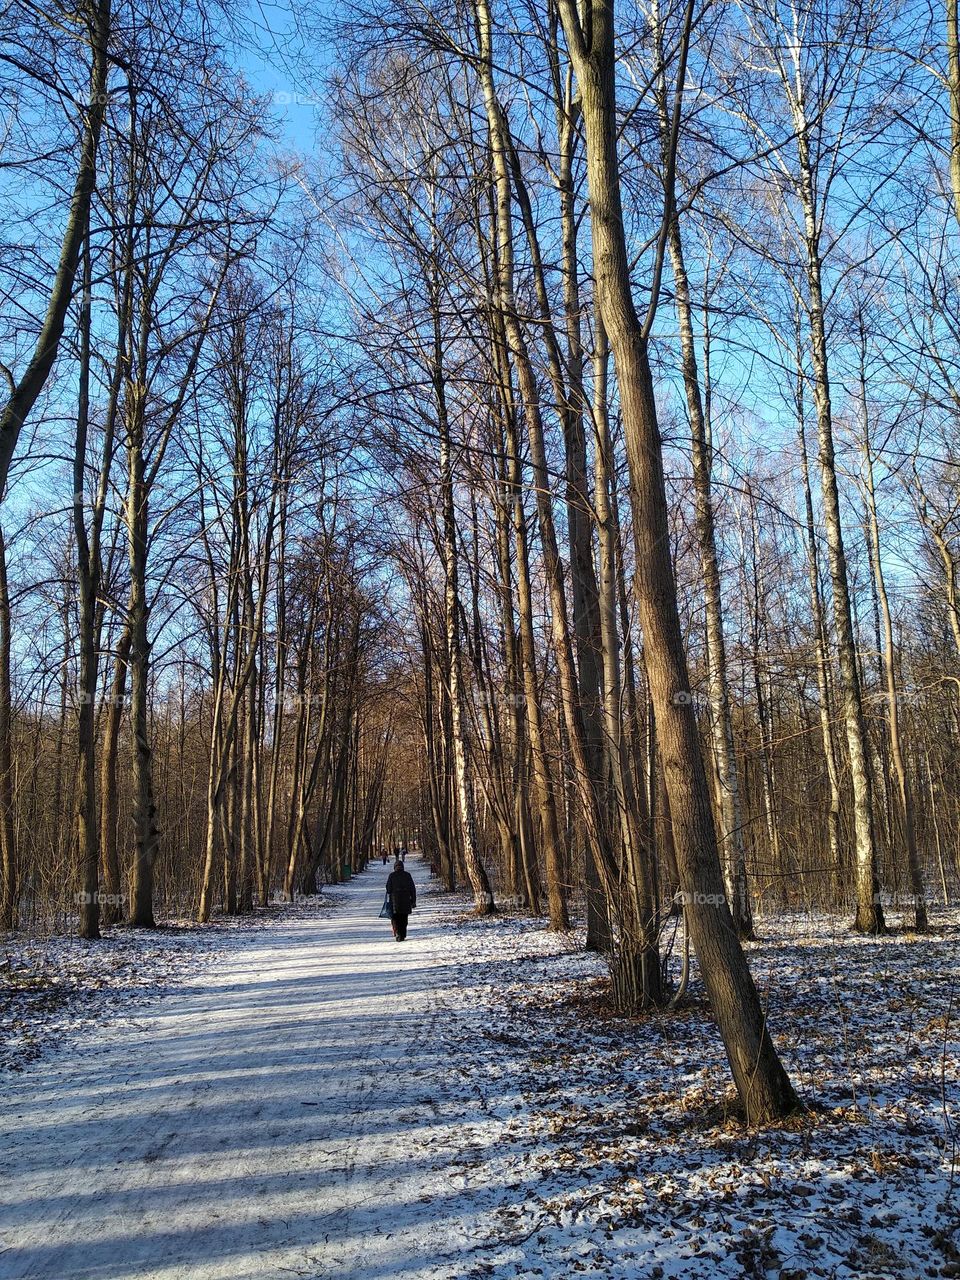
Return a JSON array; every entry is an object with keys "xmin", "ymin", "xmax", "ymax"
[{"xmin": 386, "ymin": 868, "xmax": 416, "ymax": 916}]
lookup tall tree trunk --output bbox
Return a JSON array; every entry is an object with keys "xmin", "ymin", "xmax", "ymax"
[
  {"xmin": 493, "ymin": 436, "xmax": 541, "ymax": 914},
  {"xmin": 99, "ymin": 621, "xmax": 131, "ymax": 924},
  {"xmin": 505, "ymin": 412, "xmax": 568, "ymax": 928},
  {"xmin": 593, "ymin": 321, "xmax": 660, "ymax": 1002},
  {"xmin": 861, "ymin": 387, "xmax": 926, "ymax": 930},
  {"xmin": 126, "ymin": 390, "xmax": 159, "ymax": 929},
  {"xmin": 436, "ymin": 325, "xmax": 494, "ymax": 913},
  {"xmin": 666, "ymin": 213, "xmax": 753, "ymax": 937},
  {"xmin": 262, "ymin": 490, "xmax": 289, "ymax": 904},
  {"xmin": 794, "ymin": 112, "xmax": 883, "ymax": 934},
  {"xmin": 742, "ymin": 481, "xmax": 783, "ymax": 885},
  {"xmin": 557, "ymin": 0, "xmax": 798, "ymax": 1120},
  {"xmin": 948, "ymin": 0, "xmax": 960, "ymax": 229},
  {"xmin": 648, "ymin": 0, "xmax": 752, "ymax": 936},
  {"xmin": 73, "ymin": 242, "xmax": 100, "ymax": 939},
  {"xmin": 0, "ymin": 528, "xmax": 16, "ymax": 930},
  {"xmin": 466, "ymin": 480, "xmax": 524, "ymax": 900},
  {"xmin": 501, "ymin": 25, "xmax": 609, "ymax": 938},
  {"xmin": 239, "ymin": 681, "xmax": 257, "ymax": 913},
  {"xmin": 485, "ymin": 287, "xmax": 567, "ymax": 925},
  {"xmin": 796, "ymin": 376, "xmax": 844, "ymax": 894},
  {"xmin": 475, "ymin": 0, "xmax": 622, "ymax": 953}
]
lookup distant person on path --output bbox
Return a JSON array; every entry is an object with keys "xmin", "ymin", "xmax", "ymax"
[{"xmin": 386, "ymin": 858, "xmax": 416, "ymax": 941}]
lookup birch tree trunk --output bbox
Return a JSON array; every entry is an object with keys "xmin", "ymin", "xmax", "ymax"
[{"xmin": 948, "ymin": 0, "xmax": 960, "ymax": 229}]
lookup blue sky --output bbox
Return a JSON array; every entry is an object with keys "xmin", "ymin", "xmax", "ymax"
[{"xmin": 238, "ymin": 0, "xmax": 328, "ymax": 161}]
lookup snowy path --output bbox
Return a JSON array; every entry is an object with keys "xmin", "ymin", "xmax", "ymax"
[
  {"xmin": 4, "ymin": 872, "xmax": 959, "ymax": 1280},
  {"xmin": 0, "ymin": 859, "xmax": 494, "ymax": 1280}
]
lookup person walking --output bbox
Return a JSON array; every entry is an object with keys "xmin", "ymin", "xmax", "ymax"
[{"xmin": 385, "ymin": 858, "xmax": 416, "ymax": 941}]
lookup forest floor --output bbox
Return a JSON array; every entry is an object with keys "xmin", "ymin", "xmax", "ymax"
[{"xmin": 1, "ymin": 858, "xmax": 958, "ymax": 1280}]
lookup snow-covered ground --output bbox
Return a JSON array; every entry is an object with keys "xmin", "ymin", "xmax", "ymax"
[
  {"xmin": 0, "ymin": 910, "xmax": 287, "ymax": 1076},
  {"xmin": 439, "ymin": 907, "xmax": 960, "ymax": 1279},
  {"xmin": 1, "ymin": 861, "xmax": 957, "ymax": 1278}
]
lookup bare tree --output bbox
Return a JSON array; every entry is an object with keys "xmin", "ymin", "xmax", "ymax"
[
  {"xmin": 0, "ymin": 0, "xmax": 112, "ymax": 498},
  {"xmin": 555, "ymin": 0, "xmax": 799, "ymax": 1121}
]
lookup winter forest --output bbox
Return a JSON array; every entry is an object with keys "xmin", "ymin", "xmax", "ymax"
[{"xmin": 1, "ymin": 0, "xmax": 960, "ymax": 1275}]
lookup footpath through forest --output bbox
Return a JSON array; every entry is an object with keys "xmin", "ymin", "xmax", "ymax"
[
  {"xmin": 1, "ymin": 858, "xmax": 509, "ymax": 1279},
  {"xmin": 2, "ymin": 859, "xmax": 959, "ymax": 1279}
]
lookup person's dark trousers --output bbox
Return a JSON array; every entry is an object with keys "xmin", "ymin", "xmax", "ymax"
[{"xmin": 392, "ymin": 913, "xmax": 409, "ymax": 941}]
